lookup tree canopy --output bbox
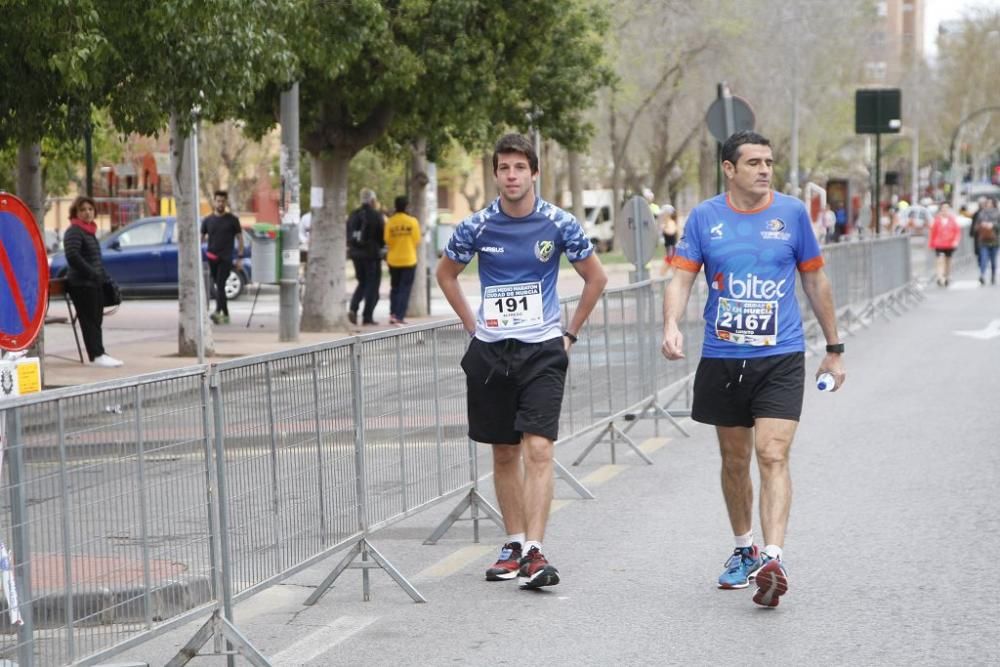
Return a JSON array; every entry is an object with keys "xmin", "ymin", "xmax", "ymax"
[{"xmin": 237, "ymin": 0, "xmax": 614, "ymax": 330}]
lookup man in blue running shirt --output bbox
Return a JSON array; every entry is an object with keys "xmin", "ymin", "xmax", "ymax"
[
  {"xmin": 436, "ymin": 133, "xmax": 607, "ymax": 590},
  {"xmin": 661, "ymin": 131, "xmax": 846, "ymax": 607}
]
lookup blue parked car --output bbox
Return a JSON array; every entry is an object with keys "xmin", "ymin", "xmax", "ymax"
[{"xmin": 49, "ymin": 216, "xmax": 252, "ymax": 300}]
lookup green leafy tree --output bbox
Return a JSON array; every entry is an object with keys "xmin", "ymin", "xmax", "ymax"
[
  {"xmin": 245, "ymin": 0, "xmax": 612, "ymax": 331},
  {"xmin": 2, "ymin": 0, "xmax": 297, "ymax": 356},
  {"xmin": 91, "ymin": 0, "xmax": 298, "ymax": 356}
]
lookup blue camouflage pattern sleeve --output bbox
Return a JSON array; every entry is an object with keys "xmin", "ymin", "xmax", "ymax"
[
  {"xmin": 554, "ymin": 209, "xmax": 594, "ymax": 262},
  {"xmin": 444, "ymin": 216, "xmax": 481, "ymax": 264}
]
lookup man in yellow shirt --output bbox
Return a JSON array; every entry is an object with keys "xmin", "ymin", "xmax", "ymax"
[{"xmin": 384, "ymin": 196, "xmax": 423, "ymax": 325}]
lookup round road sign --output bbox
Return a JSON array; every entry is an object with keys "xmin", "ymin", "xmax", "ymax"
[
  {"xmin": 705, "ymin": 95, "xmax": 756, "ymax": 144},
  {"xmin": 616, "ymin": 195, "xmax": 659, "ymax": 267},
  {"xmin": 0, "ymin": 193, "xmax": 49, "ymax": 351}
]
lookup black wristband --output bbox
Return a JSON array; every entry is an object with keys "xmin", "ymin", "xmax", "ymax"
[
  {"xmin": 563, "ymin": 331, "xmax": 578, "ymax": 344},
  {"xmin": 826, "ymin": 343, "xmax": 844, "ymax": 354}
]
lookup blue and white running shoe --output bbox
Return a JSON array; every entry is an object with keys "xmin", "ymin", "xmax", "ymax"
[{"xmin": 718, "ymin": 545, "xmax": 763, "ymax": 589}]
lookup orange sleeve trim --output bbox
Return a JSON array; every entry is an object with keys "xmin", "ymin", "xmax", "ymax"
[
  {"xmin": 672, "ymin": 257, "xmax": 702, "ymax": 273},
  {"xmin": 726, "ymin": 191, "xmax": 773, "ymax": 214},
  {"xmin": 798, "ymin": 256, "xmax": 825, "ymax": 272}
]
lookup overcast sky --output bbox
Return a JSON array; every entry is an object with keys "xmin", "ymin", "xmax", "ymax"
[{"xmin": 924, "ymin": 0, "xmax": 988, "ymax": 57}]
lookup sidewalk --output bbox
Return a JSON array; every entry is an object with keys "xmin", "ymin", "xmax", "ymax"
[
  {"xmin": 40, "ymin": 262, "xmax": 642, "ymax": 388},
  {"xmin": 114, "ymin": 262, "xmax": 999, "ymax": 666}
]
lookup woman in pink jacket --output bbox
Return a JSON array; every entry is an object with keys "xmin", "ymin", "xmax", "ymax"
[{"xmin": 928, "ymin": 203, "xmax": 961, "ymax": 287}]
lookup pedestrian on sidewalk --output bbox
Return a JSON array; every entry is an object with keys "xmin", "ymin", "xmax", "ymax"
[
  {"xmin": 346, "ymin": 188, "xmax": 386, "ymax": 325},
  {"xmin": 660, "ymin": 130, "xmax": 845, "ymax": 608},
  {"xmin": 63, "ymin": 196, "xmax": 124, "ymax": 368},
  {"xmin": 659, "ymin": 204, "xmax": 679, "ymax": 276},
  {"xmin": 384, "ymin": 196, "xmax": 422, "ymax": 325},
  {"xmin": 973, "ymin": 197, "xmax": 999, "ymax": 286},
  {"xmin": 200, "ymin": 190, "xmax": 244, "ymax": 324},
  {"xmin": 928, "ymin": 202, "xmax": 962, "ymax": 287},
  {"xmin": 436, "ymin": 133, "xmax": 607, "ymax": 590}
]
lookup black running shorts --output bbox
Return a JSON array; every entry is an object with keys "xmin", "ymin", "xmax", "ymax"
[
  {"xmin": 691, "ymin": 352, "xmax": 805, "ymax": 428},
  {"xmin": 461, "ymin": 337, "xmax": 569, "ymax": 444}
]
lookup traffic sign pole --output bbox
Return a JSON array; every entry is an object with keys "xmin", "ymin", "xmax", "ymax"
[{"xmin": 0, "ymin": 191, "xmax": 45, "ymax": 637}]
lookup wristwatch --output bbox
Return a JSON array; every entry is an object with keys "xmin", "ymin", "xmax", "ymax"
[
  {"xmin": 563, "ymin": 331, "xmax": 578, "ymax": 344},
  {"xmin": 825, "ymin": 343, "xmax": 844, "ymax": 354}
]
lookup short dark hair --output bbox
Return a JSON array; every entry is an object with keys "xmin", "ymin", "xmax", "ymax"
[
  {"xmin": 213, "ymin": 190, "xmax": 228, "ymax": 199},
  {"xmin": 721, "ymin": 130, "xmax": 771, "ymax": 167},
  {"xmin": 394, "ymin": 196, "xmax": 409, "ymax": 213},
  {"xmin": 69, "ymin": 195, "xmax": 97, "ymax": 219},
  {"xmin": 492, "ymin": 133, "xmax": 538, "ymax": 174}
]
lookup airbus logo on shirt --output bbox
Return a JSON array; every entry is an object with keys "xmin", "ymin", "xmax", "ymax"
[{"xmin": 481, "ymin": 246, "xmax": 505, "ymax": 253}]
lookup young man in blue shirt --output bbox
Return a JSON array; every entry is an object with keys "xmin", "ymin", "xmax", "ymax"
[
  {"xmin": 436, "ymin": 133, "xmax": 607, "ymax": 589},
  {"xmin": 661, "ymin": 130, "xmax": 846, "ymax": 607}
]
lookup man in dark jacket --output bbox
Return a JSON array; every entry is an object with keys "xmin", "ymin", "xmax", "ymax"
[
  {"xmin": 346, "ymin": 188, "xmax": 386, "ymax": 325},
  {"xmin": 200, "ymin": 190, "xmax": 244, "ymax": 324}
]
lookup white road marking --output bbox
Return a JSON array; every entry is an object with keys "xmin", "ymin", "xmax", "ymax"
[
  {"xmin": 269, "ymin": 615, "xmax": 378, "ymax": 665},
  {"xmin": 946, "ymin": 279, "xmax": 984, "ymax": 291},
  {"xmin": 954, "ymin": 318, "xmax": 1000, "ymax": 340}
]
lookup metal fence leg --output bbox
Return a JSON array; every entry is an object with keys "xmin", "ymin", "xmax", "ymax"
[
  {"xmin": 304, "ymin": 537, "xmax": 426, "ymax": 605},
  {"xmin": 553, "ymin": 459, "xmax": 595, "ymax": 499},
  {"xmin": 571, "ymin": 423, "xmax": 615, "ymax": 465},
  {"xmin": 641, "ymin": 402, "xmax": 690, "ymax": 438},
  {"xmin": 625, "ymin": 389, "xmax": 691, "ymax": 440},
  {"xmin": 165, "ymin": 608, "xmax": 271, "ymax": 667},
  {"xmin": 571, "ymin": 421, "xmax": 654, "ymax": 466},
  {"xmin": 423, "ymin": 488, "xmax": 504, "ymax": 545},
  {"xmin": 656, "ymin": 382, "xmax": 694, "ymax": 436}
]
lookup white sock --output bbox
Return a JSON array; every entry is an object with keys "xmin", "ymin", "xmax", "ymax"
[
  {"xmin": 507, "ymin": 533, "xmax": 525, "ymax": 548},
  {"xmin": 734, "ymin": 531, "xmax": 753, "ymax": 549},
  {"xmin": 523, "ymin": 540, "xmax": 543, "ymax": 554},
  {"xmin": 763, "ymin": 544, "xmax": 783, "ymax": 560}
]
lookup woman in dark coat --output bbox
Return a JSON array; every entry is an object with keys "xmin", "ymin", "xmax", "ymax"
[{"xmin": 63, "ymin": 196, "xmax": 123, "ymax": 368}]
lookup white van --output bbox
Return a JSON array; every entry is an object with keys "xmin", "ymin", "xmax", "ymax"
[{"xmin": 563, "ymin": 189, "xmax": 615, "ymax": 252}]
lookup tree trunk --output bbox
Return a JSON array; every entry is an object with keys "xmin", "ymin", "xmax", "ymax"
[
  {"xmin": 541, "ymin": 139, "xmax": 557, "ymax": 202},
  {"xmin": 17, "ymin": 142, "xmax": 45, "ymax": 371},
  {"xmin": 301, "ymin": 150, "xmax": 350, "ymax": 331},
  {"xmin": 170, "ymin": 113, "xmax": 214, "ymax": 357},
  {"xmin": 567, "ymin": 150, "xmax": 585, "ymax": 222},
  {"xmin": 481, "ymin": 153, "xmax": 494, "ymax": 205},
  {"xmin": 407, "ymin": 138, "xmax": 430, "ymax": 318},
  {"xmin": 698, "ymin": 132, "xmax": 717, "ymax": 200},
  {"xmin": 16, "ymin": 142, "xmax": 44, "ymax": 228}
]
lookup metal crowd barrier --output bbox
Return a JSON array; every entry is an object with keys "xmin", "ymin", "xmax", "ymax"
[{"xmin": 0, "ymin": 235, "xmax": 917, "ymax": 666}]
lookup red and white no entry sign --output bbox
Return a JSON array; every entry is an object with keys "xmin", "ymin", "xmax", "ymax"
[{"xmin": 0, "ymin": 193, "xmax": 49, "ymax": 351}]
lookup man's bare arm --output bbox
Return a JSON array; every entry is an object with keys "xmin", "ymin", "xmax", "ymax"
[
  {"xmin": 435, "ymin": 256, "xmax": 476, "ymax": 334},
  {"xmin": 661, "ymin": 268, "xmax": 698, "ymax": 360},
  {"xmin": 800, "ymin": 268, "xmax": 846, "ymax": 390},
  {"xmin": 564, "ymin": 254, "xmax": 608, "ymax": 350}
]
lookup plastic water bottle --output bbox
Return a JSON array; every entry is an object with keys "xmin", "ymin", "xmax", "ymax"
[{"xmin": 816, "ymin": 372, "xmax": 836, "ymax": 392}]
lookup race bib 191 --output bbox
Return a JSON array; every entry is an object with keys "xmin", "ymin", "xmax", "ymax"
[
  {"xmin": 483, "ymin": 281, "xmax": 543, "ymax": 329},
  {"xmin": 715, "ymin": 297, "xmax": 778, "ymax": 346}
]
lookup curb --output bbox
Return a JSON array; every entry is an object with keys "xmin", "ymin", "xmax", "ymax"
[{"xmin": 0, "ymin": 576, "xmax": 212, "ymax": 633}]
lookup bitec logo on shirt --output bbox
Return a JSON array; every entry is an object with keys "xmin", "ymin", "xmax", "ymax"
[{"xmin": 712, "ymin": 272, "xmax": 789, "ymax": 299}]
